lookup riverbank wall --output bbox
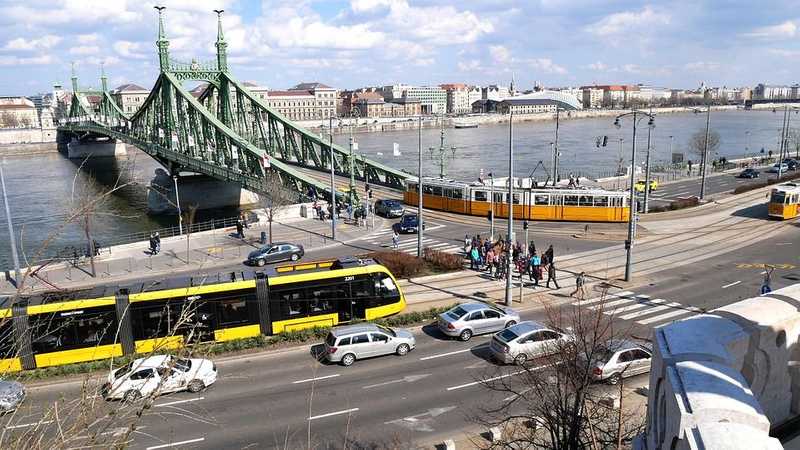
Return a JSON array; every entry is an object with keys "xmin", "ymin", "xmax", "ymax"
[{"xmin": 0, "ymin": 142, "xmax": 59, "ymax": 156}]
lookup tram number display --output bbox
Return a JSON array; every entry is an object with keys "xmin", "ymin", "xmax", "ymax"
[{"xmin": 344, "ymin": 276, "xmax": 355, "ymax": 282}]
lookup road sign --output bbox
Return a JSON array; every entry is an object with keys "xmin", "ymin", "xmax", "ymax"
[{"xmin": 261, "ymin": 155, "xmax": 271, "ymax": 169}]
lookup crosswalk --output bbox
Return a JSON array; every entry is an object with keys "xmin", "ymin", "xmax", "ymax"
[
  {"xmin": 572, "ymin": 290, "xmax": 706, "ymax": 328},
  {"xmin": 361, "ymin": 226, "xmax": 464, "ymax": 255}
]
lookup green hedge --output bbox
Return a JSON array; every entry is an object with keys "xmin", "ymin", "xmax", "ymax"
[{"xmin": 17, "ymin": 304, "xmax": 456, "ymax": 382}]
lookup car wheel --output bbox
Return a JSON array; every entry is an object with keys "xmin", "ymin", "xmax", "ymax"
[
  {"xmin": 256, "ymin": 259, "xmax": 266, "ymax": 267},
  {"xmin": 514, "ymin": 354, "xmax": 528, "ymax": 366},
  {"xmin": 607, "ymin": 373, "xmax": 622, "ymax": 385},
  {"xmin": 459, "ymin": 329, "xmax": 473, "ymax": 341},
  {"xmin": 341, "ymin": 353, "xmax": 356, "ymax": 366},
  {"xmin": 291, "ymin": 253, "xmax": 300, "ymax": 261},
  {"xmin": 123, "ymin": 390, "xmax": 141, "ymax": 404},
  {"xmin": 187, "ymin": 379, "xmax": 206, "ymax": 393},
  {"xmin": 396, "ymin": 343, "xmax": 410, "ymax": 356},
  {"xmin": 505, "ymin": 320, "xmax": 517, "ymax": 328}
]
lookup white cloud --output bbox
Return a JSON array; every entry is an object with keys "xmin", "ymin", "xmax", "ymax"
[
  {"xmin": 113, "ymin": 41, "xmax": 148, "ymax": 59},
  {"xmin": 350, "ymin": 0, "xmax": 394, "ymax": 13},
  {"xmin": 585, "ymin": 6, "xmax": 670, "ymax": 37},
  {"xmin": 414, "ymin": 58, "xmax": 434, "ymax": 67},
  {"xmin": 266, "ymin": 18, "xmax": 384, "ymax": 49},
  {"xmin": 77, "ymin": 34, "xmax": 100, "ymax": 44},
  {"xmin": 0, "ymin": 55, "xmax": 57, "ymax": 66},
  {"xmin": 768, "ymin": 48, "xmax": 800, "ymax": 57},
  {"xmin": 4, "ymin": 35, "xmax": 62, "ymax": 51},
  {"xmin": 586, "ymin": 61, "xmax": 608, "ymax": 71},
  {"xmin": 528, "ymin": 58, "xmax": 567, "ymax": 74},
  {"xmin": 489, "ymin": 45, "xmax": 511, "ymax": 64},
  {"xmin": 384, "ymin": 1, "xmax": 493, "ymax": 45},
  {"xmin": 457, "ymin": 59, "xmax": 481, "ymax": 72},
  {"xmin": 684, "ymin": 61, "xmax": 720, "ymax": 71},
  {"xmin": 69, "ymin": 45, "xmax": 100, "ymax": 55},
  {"xmin": 744, "ymin": 20, "xmax": 797, "ymax": 39},
  {"xmin": 5, "ymin": 1, "xmax": 140, "ymax": 25}
]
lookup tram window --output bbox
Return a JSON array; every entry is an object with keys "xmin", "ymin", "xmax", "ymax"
[
  {"xmin": 534, "ymin": 195, "xmax": 549, "ymax": 205},
  {"xmin": 218, "ymin": 298, "xmax": 250, "ymax": 326},
  {"xmin": 132, "ymin": 301, "xmax": 185, "ymax": 340},
  {"xmin": 0, "ymin": 319, "xmax": 15, "ymax": 358},
  {"xmin": 306, "ymin": 283, "xmax": 347, "ymax": 315},
  {"xmin": 474, "ymin": 191, "xmax": 488, "ymax": 202},
  {"xmin": 592, "ymin": 196, "xmax": 608, "ymax": 207},
  {"xmin": 450, "ymin": 188, "xmax": 463, "ymax": 199},
  {"xmin": 512, "ymin": 193, "xmax": 520, "ymax": 204},
  {"xmin": 771, "ymin": 192, "xmax": 786, "ymax": 204},
  {"xmin": 408, "ymin": 182, "xmax": 418, "ymax": 193},
  {"xmin": 30, "ymin": 306, "xmax": 118, "ymax": 353},
  {"xmin": 578, "ymin": 195, "xmax": 592, "ymax": 206},
  {"xmin": 494, "ymin": 192, "xmax": 504, "ymax": 203},
  {"xmin": 564, "ymin": 195, "xmax": 579, "ymax": 206}
]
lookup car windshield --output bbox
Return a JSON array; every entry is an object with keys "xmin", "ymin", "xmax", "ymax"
[
  {"xmin": 402, "ymin": 216, "xmax": 418, "ymax": 224},
  {"xmin": 377, "ymin": 324, "xmax": 396, "ymax": 337},
  {"xmin": 114, "ymin": 362, "xmax": 133, "ymax": 379},
  {"xmin": 446, "ymin": 306, "xmax": 468, "ymax": 320},
  {"xmin": 597, "ymin": 345, "xmax": 619, "ymax": 363},
  {"xmin": 174, "ymin": 358, "xmax": 192, "ymax": 372},
  {"xmin": 485, "ymin": 304, "xmax": 505, "ymax": 315},
  {"xmin": 386, "ymin": 200, "xmax": 400, "ymax": 207},
  {"xmin": 325, "ymin": 333, "xmax": 336, "ymax": 347},
  {"xmin": 496, "ymin": 328, "xmax": 519, "ymax": 343}
]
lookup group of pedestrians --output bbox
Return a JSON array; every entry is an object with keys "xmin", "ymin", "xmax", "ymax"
[{"xmin": 465, "ymin": 235, "xmax": 561, "ymax": 289}]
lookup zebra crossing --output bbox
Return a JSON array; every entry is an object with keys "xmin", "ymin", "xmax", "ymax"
[
  {"xmin": 573, "ymin": 290, "xmax": 706, "ymax": 328},
  {"xmin": 361, "ymin": 225, "xmax": 464, "ymax": 255}
]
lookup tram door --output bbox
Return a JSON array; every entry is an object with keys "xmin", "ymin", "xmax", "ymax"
[{"xmin": 186, "ymin": 299, "xmax": 217, "ymax": 343}]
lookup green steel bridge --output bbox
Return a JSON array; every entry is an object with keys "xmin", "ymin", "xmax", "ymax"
[{"xmin": 57, "ymin": 10, "xmax": 410, "ymax": 203}]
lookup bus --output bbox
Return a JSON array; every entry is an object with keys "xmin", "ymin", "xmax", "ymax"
[
  {"xmin": 768, "ymin": 183, "xmax": 800, "ymax": 220},
  {"xmin": 0, "ymin": 257, "xmax": 405, "ymax": 373},
  {"xmin": 404, "ymin": 177, "xmax": 630, "ymax": 222}
]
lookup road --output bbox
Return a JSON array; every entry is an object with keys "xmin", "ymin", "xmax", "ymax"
[{"xmin": 647, "ymin": 168, "xmax": 787, "ymax": 207}]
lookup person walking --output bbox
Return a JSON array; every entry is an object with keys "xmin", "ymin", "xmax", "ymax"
[
  {"xmin": 154, "ymin": 232, "xmax": 161, "ymax": 255},
  {"xmin": 528, "ymin": 241, "xmax": 536, "ymax": 259},
  {"xmin": 485, "ymin": 247, "xmax": 495, "ymax": 277},
  {"xmin": 529, "ymin": 251, "xmax": 542, "ymax": 287},
  {"xmin": 236, "ymin": 219, "xmax": 245, "ymax": 239},
  {"xmin": 464, "ymin": 234, "xmax": 471, "ymax": 254},
  {"xmin": 761, "ymin": 265, "xmax": 775, "ymax": 294},
  {"xmin": 571, "ymin": 271, "xmax": 587, "ymax": 298},
  {"xmin": 470, "ymin": 246, "xmax": 480, "ymax": 270},
  {"xmin": 545, "ymin": 256, "xmax": 560, "ymax": 289},
  {"xmin": 347, "ymin": 204, "xmax": 353, "ymax": 222},
  {"xmin": 149, "ymin": 233, "xmax": 157, "ymax": 255},
  {"xmin": 544, "ymin": 245, "xmax": 554, "ymax": 266},
  {"xmin": 391, "ymin": 230, "xmax": 400, "ymax": 250}
]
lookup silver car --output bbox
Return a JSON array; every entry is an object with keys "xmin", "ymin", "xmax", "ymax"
[
  {"xmin": 489, "ymin": 321, "xmax": 574, "ymax": 365},
  {"xmin": 587, "ymin": 339, "xmax": 652, "ymax": 384},
  {"xmin": 323, "ymin": 324, "xmax": 415, "ymax": 366},
  {"xmin": 0, "ymin": 380, "xmax": 25, "ymax": 413},
  {"xmin": 438, "ymin": 302, "xmax": 521, "ymax": 341}
]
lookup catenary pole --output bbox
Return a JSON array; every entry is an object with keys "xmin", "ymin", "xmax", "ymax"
[
  {"xmin": 417, "ymin": 116, "xmax": 423, "ymax": 258},
  {"xmin": 505, "ymin": 112, "xmax": 514, "ymax": 306},
  {"xmin": 0, "ymin": 162, "xmax": 21, "ymax": 284},
  {"xmin": 329, "ymin": 115, "xmax": 336, "ymax": 240}
]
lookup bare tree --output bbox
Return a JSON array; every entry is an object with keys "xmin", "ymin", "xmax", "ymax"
[
  {"xmin": 688, "ymin": 128, "xmax": 721, "ymax": 174},
  {"xmin": 259, "ymin": 170, "xmax": 299, "ymax": 245},
  {"xmin": 786, "ymin": 129, "xmax": 800, "ymax": 159},
  {"xmin": 472, "ymin": 289, "xmax": 645, "ymax": 449},
  {"xmin": 0, "ymin": 112, "xmax": 20, "ymax": 128}
]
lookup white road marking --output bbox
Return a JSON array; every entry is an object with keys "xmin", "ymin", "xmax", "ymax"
[
  {"xmin": 363, "ymin": 373, "xmax": 431, "ymax": 389},
  {"xmin": 639, "ymin": 308, "xmax": 698, "ymax": 325},
  {"xmin": 589, "ymin": 296, "xmax": 639, "ymax": 310},
  {"xmin": 292, "ymin": 374, "xmax": 340, "ymax": 384},
  {"xmin": 425, "ymin": 223, "xmax": 445, "ymax": 231},
  {"xmin": 6, "ymin": 420, "xmax": 54, "ymax": 430},
  {"xmin": 446, "ymin": 364, "xmax": 552, "ymax": 391},
  {"xmin": 308, "ymin": 407, "xmax": 360, "ymax": 421},
  {"xmin": 571, "ymin": 291, "xmax": 634, "ymax": 307},
  {"xmin": 673, "ymin": 190, "xmax": 691, "ymax": 196},
  {"xmin": 776, "ymin": 242, "xmax": 793, "ymax": 246},
  {"xmin": 503, "ymin": 386, "xmax": 533, "ymax": 402},
  {"xmin": 441, "ymin": 246, "xmax": 463, "ymax": 254},
  {"xmin": 419, "ymin": 348, "xmax": 473, "ymax": 361},
  {"xmin": 617, "ymin": 300, "xmax": 674, "ymax": 320},
  {"xmin": 146, "ymin": 438, "xmax": 205, "ymax": 449},
  {"xmin": 428, "ymin": 242, "xmax": 452, "ymax": 249},
  {"xmin": 155, "ymin": 397, "xmax": 204, "ymax": 408},
  {"xmin": 722, "ymin": 280, "xmax": 742, "ymax": 289},
  {"xmin": 604, "ymin": 299, "xmax": 666, "ymax": 316}
]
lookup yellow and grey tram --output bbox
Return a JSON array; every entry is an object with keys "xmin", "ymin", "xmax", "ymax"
[{"xmin": 768, "ymin": 182, "xmax": 800, "ymax": 220}]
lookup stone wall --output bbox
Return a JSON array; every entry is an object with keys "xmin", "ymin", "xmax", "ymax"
[
  {"xmin": 637, "ymin": 284, "xmax": 800, "ymax": 449},
  {"xmin": 0, "ymin": 142, "xmax": 58, "ymax": 156},
  {"xmin": 0, "ymin": 127, "xmax": 56, "ymax": 144}
]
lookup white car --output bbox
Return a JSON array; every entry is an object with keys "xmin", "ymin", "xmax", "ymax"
[
  {"xmin": 102, "ymin": 355, "xmax": 217, "ymax": 402},
  {"xmin": 489, "ymin": 321, "xmax": 575, "ymax": 365}
]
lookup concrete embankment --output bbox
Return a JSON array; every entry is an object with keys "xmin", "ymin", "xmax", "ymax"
[{"xmin": 0, "ymin": 142, "xmax": 58, "ymax": 156}]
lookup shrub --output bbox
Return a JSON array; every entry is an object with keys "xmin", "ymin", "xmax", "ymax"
[
  {"xmin": 423, "ymin": 247, "xmax": 464, "ymax": 271},
  {"xmin": 368, "ymin": 251, "xmax": 425, "ymax": 278},
  {"xmin": 669, "ymin": 197, "xmax": 700, "ymax": 210}
]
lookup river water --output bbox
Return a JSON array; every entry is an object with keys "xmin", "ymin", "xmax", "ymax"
[{"xmin": 0, "ymin": 109, "xmax": 792, "ymax": 268}]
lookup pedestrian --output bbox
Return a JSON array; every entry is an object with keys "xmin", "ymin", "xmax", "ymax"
[
  {"xmin": 528, "ymin": 240, "xmax": 536, "ymax": 257},
  {"xmin": 545, "ymin": 257, "xmax": 560, "ymax": 289},
  {"xmin": 464, "ymin": 234, "xmax": 471, "ymax": 254},
  {"xmin": 571, "ymin": 271, "xmax": 587, "ymax": 298},
  {"xmin": 544, "ymin": 244, "xmax": 554, "ymax": 266},
  {"xmin": 529, "ymin": 251, "xmax": 541, "ymax": 286},
  {"xmin": 392, "ymin": 230, "xmax": 400, "ymax": 250},
  {"xmin": 236, "ymin": 219, "xmax": 245, "ymax": 239},
  {"xmin": 470, "ymin": 246, "xmax": 480, "ymax": 270},
  {"xmin": 148, "ymin": 233, "xmax": 156, "ymax": 255},
  {"xmin": 486, "ymin": 247, "xmax": 495, "ymax": 276},
  {"xmin": 761, "ymin": 265, "xmax": 774, "ymax": 294},
  {"xmin": 347, "ymin": 204, "xmax": 353, "ymax": 222},
  {"xmin": 154, "ymin": 232, "xmax": 161, "ymax": 254}
]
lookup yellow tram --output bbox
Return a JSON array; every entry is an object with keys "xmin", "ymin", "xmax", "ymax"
[
  {"xmin": 768, "ymin": 182, "xmax": 800, "ymax": 220},
  {"xmin": 0, "ymin": 257, "xmax": 405, "ymax": 373},
  {"xmin": 404, "ymin": 177, "xmax": 630, "ymax": 222}
]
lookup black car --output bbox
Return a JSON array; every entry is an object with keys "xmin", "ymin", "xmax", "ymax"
[
  {"xmin": 374, "ymin": 199, "xmax": 405, "ymax": 218},
  {"xmin": 393, "ymin": 214, "xmax": 425, "ymax": 234},
  {"xmin": 247, "ymin": 242, "xmax": 304, "ymax": 266},
  {"xmin": 783, "ymin": 159, "xmax": 799, "ymax": 171},
  {"xmin": 737, "ymin": 168, "xmax": 759, "ymax": 179}
]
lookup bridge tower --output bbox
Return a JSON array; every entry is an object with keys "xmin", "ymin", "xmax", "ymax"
[{"xmin": 214, "ymin": 9, "xmax": 232, "ymax": 127}]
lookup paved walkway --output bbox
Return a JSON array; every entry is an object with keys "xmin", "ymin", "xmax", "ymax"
[{"xmin": 1, "ymin": 215, "xmax": 384, "ymax": 295}]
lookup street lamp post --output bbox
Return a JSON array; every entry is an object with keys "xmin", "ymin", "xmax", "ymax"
[
  {"xmin": 348, "ymin": 107, "xmax": 360, "ymax": 209},
  {"xmin": 776, "ymin": 106, "xmax": 799, "ymax": 179},
  {"xmin": 505, "ymin": 112, "xmax": 514, "ymax": 306},
  {"xmin": 745, "ymin": 131, "xmax": 750, "ymax": 161},
  {"xmin": 643, "ymin": 108, "xmax": 655, "ymax": 214},
  {"xmin": 173, "ymin": 174, "xmax": 183, "ymax": 234},
  {"xmin": 553, "ymin": 108, "xmax": 561, "ymax": 186},
  {"xmin": 0, "ymin": 162, "xmax": 21, "ymax": 284},
  {"xmin": 417, "ymin": 116, "xmax": 423, "ymax": 258},
  {"xmin": 329, "ymin": 115, "xmax": 337, "ymax": 240},
  {"xmin": 700, "ymin": 104, "xmax": 711, "ymax": 199},
  {"xmin": 489, "ymin": 172, "xmax": 495, "ymax": 240},
  {"xmin": 614, "ymin": 111, "xmax": 655, "ymax": 282}
]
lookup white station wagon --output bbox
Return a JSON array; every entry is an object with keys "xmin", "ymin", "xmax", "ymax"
[{"xmin": 102, "ymin": 355, "xmax": 217, "ymax": 402}]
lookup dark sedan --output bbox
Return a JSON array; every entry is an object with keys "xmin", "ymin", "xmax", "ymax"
[
  {"xmin": 393, "ymin": 214, "xmax": 425, "ymax": 234},
  {"xmin": 783, "ymin": 159, "xmax": 799, "ymax": 171},
  {"xmin": 737, "ymin": 168, "xmax": 759, "ymax": 179},
  {"xmin": 375, "ymin": 199, "xmax": 405, "ymax": 218},
  {"xmin": 247, "ymin": 242, "xmax": 304, "ymax": 266}
]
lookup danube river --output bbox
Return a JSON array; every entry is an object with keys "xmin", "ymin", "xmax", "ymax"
[{"xmin": 0, "ymin": 109, "xmax": 791, "ymax": 267}]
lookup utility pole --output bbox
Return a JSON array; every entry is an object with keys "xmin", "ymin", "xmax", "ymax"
[
  {"xmin": 549, "ymin": 142, "xmax": 556, "ymax": 186},
  {"xmin": 643, "ymin": 108, "xmax": 654, "ymax": 214},
  {"xmin": 429, "ymin": 117, "xmax": 456, "ymax": 178},
  {"xmin": 778, "ymin": 106, "xmax": 789, "ymax": 180},
  {"xmin": 348, "ymin": 107, "xmax": 359, "ymax": 209},
  {"xmin": 489, "ymin": 172, "xmax": 495, "ymax": 240},
  {"xmin": 417, "ymin": 116, "xmax": 423, "ymax": 258},
  {"xmin": 553, "ymin": 108, "xmax": 561, "ymax": 186},
  {"xmin": 505, "ymin": 112, "xmax": 514, "ymax": 306},
  {"xmin": 0, "ymin": 162, "xmax": 21, "ymax": 285},
  {"xmin": 173, "ymin": 174, "xmax": 183, "ymax": 234},
  {"xmin": 329, "ymin": 115, "xmax": 336, "ymax": 240},
  {"xmin": 699, "ymin": 104, "xmax": 711, "ymax": 199}
]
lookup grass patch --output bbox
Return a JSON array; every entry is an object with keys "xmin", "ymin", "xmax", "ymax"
[{"xmin": 16, "ymin": 304, "xmax": 457, "ymax": 382}]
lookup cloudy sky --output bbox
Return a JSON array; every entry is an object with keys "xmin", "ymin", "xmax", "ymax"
[{"xmin": 1, "ymin": 0, "xmax": 798, "ymax": 95}]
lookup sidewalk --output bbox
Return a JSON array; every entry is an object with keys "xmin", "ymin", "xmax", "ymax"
[{"xmin": 1, "ymin": 215, "xmax": 385, "ymax": 295}]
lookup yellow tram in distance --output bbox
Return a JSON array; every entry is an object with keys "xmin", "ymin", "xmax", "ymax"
[
  {"xmin": 404, "ymin": 176, "xmax": 630, "ymax": 222},
  {"xmin": 768, "ymin": 182, "xmax": 800, "ymax": 220}
]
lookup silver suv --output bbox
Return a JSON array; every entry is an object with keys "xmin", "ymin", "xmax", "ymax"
[
  {"xmin": 586, "ymin": 339, "xmax": 652, "ymax": 384},
  {"xmin": 323, "ymin": 324, "xmax": 415, "ymax": 366},
  {"xmin": 437, "ymin": 302, "xmax": 521, "ymax": 341},
  {"xmin": 489, "ymin": 321, "xmax": 574, "ymax": 365}
]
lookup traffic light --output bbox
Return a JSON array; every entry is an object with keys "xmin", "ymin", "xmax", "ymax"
[
  {"xmin": 368, "ymin": 190, "xmax": 373, "ymax": 199},
  {"xmin": 602, "ymin": 135, "xmax": 608, "ymax": 147},
  {"xmin": 523, "ymin": 220, "xmax": 528, "ymax": 230}
]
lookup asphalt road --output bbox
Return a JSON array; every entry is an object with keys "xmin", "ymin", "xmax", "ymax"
[{"xmin": 646, "ymin": 169, "xmax": 788, "ymax": 207}]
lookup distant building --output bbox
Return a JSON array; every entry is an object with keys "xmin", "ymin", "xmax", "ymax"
[
  {"xmin": 263, "ymin": 90, "xmax": 317, "ymax": 121},
  {"xmin": 580, "ymin": 87, "xmax": 604, "ymax": 109},
  {"xmin": 482, "ymin": 85, "xmax": 511, "ymax": 102},
  {"xmin": 497, "ymin": 90, "xmax": 582, "ymax": 114},
  {"xmin": 471, "ymin": 99, "xmax": 502, "ymax": 113},
  {"xmin": 110, "ymin": 83, "xmax": 150, "ymax": 114},
  {"xmin": 0, "ymin": 97, "xmax": 40, "ymax": 128},
  {"xmin": 378, "ymin": 84, "xmax": 445, "ymax": 114},
  {"xmin": 291, "ymin": 82, "xmax": 338, "ymax": 119},
  {"xmin": 440, "ymin": 83, "xmax": 481, "ymax": 115},
  {"xmin": 754, "ymin": 84, "xmax": 793, "ymax": 100},
  {"xmin": 353, "ymin": 96, "xmax": 421, "ymax": 118}
]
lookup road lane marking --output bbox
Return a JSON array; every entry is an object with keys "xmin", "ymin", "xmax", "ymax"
[
  {"xmin": 617, "ymin": 300, "xmax": 673, "ymax": 320},
  {"xmin": 571, "ymin": 291, "xmax": 633, "ymax": 307},
  {"xmin": 155, "ymin": 397, "xmax": 204, "ymax": 408},
  {"xmin": 639, "ymin": 308, "xmax": 697, "ymax": 325},
  {"xmin": 673, "ymin": 190, "xmax": 691, "ymax": 196},
  {"xmin": 292, "ymin": 374, "xmax": 340, "ymax": 384},
  {"xmin": 146, "ymin": 438, "xmax": 205, "ymax": 450},
  {"xmin": 6, "ymin": 420, "xmax": 53, "ymax": 430},
  {"xmin": 419, "ymin": 348, "xmax": 472, "ymax": 361},
  {"xmin": 308, "ymin": 407, "xmax": 359, "ymax": 421},
  {"xmin": 776, "ymin": 242, "xmax": 793, "ymax": 246},
  {"xmin": 363, "ymin": 373, "xmax": 431, "ymax": 389},
  {"xmin": 446, "ymin": 363, "xmax": 552, "ymax": 391},
  {"xmin": 722, "ymin": 281, "xmax": 742, "ymax": 289}
]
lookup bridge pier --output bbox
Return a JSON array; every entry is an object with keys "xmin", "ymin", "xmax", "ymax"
[
  {"xmin": 147, "ymin": 168, "xmax": 260, "ymax": 214},
  {"xmin": 66, "ymin": 137, "xmax": 127, "ymax": 159}
]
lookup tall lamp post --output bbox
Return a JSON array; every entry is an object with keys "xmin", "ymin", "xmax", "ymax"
[
  {"xmin": 642, "ymin": 107, "xmax": 655, "ymax": 214},
  {"xmin": 417, "ymin": 116, "xmax": 424, "ymax": 258},
  {"xmin": 489, "ymin": 172, "xmax": 495, "ymax": 240},
  {"xmin": 699, "ymin": 105, "xmax": 711, "ymax": 199},
  {"xmin": 505, "ymin": 112, "xmax": 515, "ymax": 306},
  {"xmin": 429, "ymin": 117, "xmax": 457, "ymax": 178},
  {"xmin": 0, "ymin": 161, "xmax": 21, "ymax": 284},
  {"xmin": 348, "ymin": 106, "xmax": 360, "ymax": 209},
  {"xmin": 328, "ymin": 115, "xmax": 337, "ymax": 240},
  {"xmin": 614, "ymin": 110, "xmax": 655, "ymax": 282},
  {"xmin": 173, "ymin": 174, "xmax": 183, "ymax": 234},
  {"xmin": 775, "ymin": 105, "xmax": 800, "ymax": 180}
]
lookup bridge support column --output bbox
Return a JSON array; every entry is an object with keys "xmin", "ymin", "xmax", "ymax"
[
  {"xmin": 67, "ymin": 137, "xmax": 127, "ymax": 159},
  {"xmin": 147, "ymin": 169, "xmax": 259, "ymax": 214}
]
